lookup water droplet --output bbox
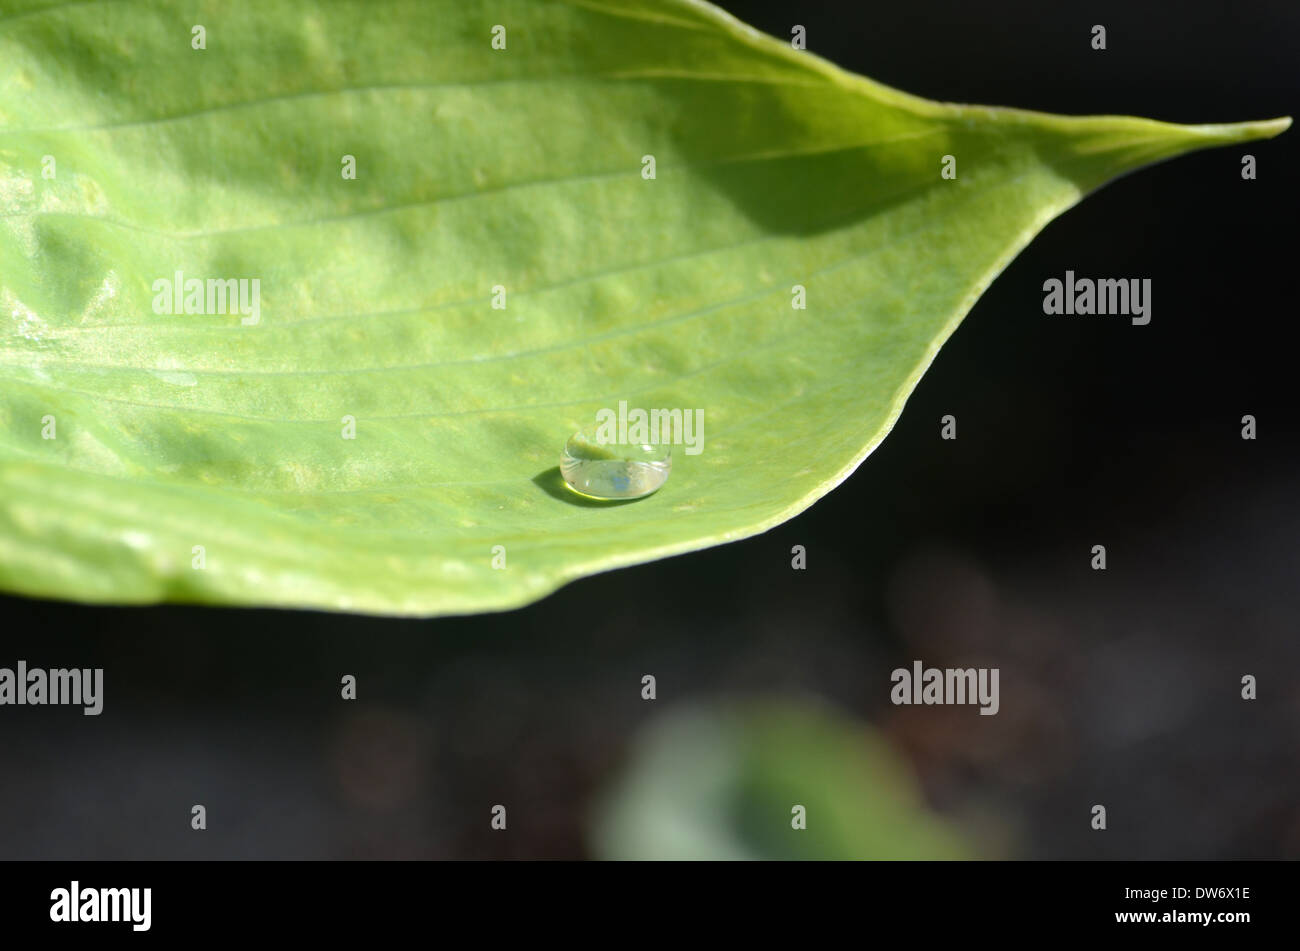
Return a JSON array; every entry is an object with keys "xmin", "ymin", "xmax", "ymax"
[{"xmin": 560, "ymin": 429, "xmax": 670, "ymax": 500}]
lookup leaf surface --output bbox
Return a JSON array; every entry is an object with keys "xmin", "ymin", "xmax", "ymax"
[{"xmin": 0, "ymin": 0, "xmax": 1287, "ymax": 614}]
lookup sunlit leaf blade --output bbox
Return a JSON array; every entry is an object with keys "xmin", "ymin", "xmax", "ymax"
[{"xmin": 0, "ymin": 0, "xmax": 1288, "ymax": 614}]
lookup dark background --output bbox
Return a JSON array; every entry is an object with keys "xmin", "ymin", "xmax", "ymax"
[{"xmin": 1, "ymin": 0, "xmax": 1296, "ymax": 859}]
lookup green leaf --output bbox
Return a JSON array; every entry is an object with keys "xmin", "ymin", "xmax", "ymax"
[
  {"xmin": 590, "ymin": 699, "xmax": 973, "ymax": 860},
  {"xmin": 0, "ymin": 0, "xmax": 1287, "ymax": 615}
]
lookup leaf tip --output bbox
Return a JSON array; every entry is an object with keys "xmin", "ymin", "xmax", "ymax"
[{"xmin": 1188, "ymin": 115, "xmax": 1291, "ymax": 144}]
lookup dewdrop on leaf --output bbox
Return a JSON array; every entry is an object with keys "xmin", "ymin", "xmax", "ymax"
[{"xmin": 560, "ymin": 427, "xmax": 670, "ymax": 500}]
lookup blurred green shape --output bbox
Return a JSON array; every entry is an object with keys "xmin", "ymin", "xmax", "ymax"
[{"xmin": 591, "ymin": 699, "xmax": 971, "ymax": 860}]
